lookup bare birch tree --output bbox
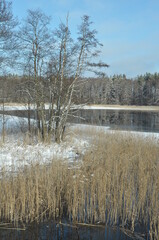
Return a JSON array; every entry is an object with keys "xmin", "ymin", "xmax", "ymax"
[
  {"xmin": 18, "ymin": 9, "xmax": 53, "ymax": 136},
  {"xmin": 17, "ymin": 13, "xmax": 108, "ymax": 142},
  {"xmin": 47, "ymin": 15, "xmax": 109, "ymax": 142}
]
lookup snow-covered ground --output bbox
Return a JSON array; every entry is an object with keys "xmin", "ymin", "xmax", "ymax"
[
  {"xmin": 78, "ymin": 104, "xmax": 159, "ymax": 111},
  {"xmin": 0, "ymin": 114, "xmax": 89, "ymax": 171},
  {"xmin": 0, "ymin": 103, "xmax": 50, "ymax": 111},
  {"xmin": 0, "ymin": 114, "xmax": 31, "ymax": 133},
  {"xmin": 1, "ymin": 103, "xmax": 159, "ymax": 111},
  {"xmin": 0, "ymin": 114, "xmax": 159, "ymax": 172},
  {"xmin": 0, "ymin": 104, "xmax": 31, "ymax": 111},
  {"xmin": 0, "ymin": 137, "xmax": 89, "ymax": 171}
]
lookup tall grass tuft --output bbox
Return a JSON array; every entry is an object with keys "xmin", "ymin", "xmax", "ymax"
[{"xmin": 0, "ymin": 130, "xmax": 158, "ymax": 239}]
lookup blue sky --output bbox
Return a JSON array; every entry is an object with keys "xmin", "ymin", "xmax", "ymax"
[{"xmin": 12, "ymin": 0, "xmax": 159, "ymax": 78}]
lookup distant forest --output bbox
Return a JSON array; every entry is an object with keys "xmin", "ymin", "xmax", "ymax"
[
  {"xmin": 79, "ymin": 73, "xmax": 159, "ymax": 106},
  {"xmin": 0, "ymin": 72, "xmax": 159, "ymax": 106}
]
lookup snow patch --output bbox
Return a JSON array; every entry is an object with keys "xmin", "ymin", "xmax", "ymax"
[
  {"xmin": 0, "ymin": 137, "xmax": 89, "ymax": 171},
  {"xmin": 0, "ymin": 114, "xmax": 36, "ymax": 133}
]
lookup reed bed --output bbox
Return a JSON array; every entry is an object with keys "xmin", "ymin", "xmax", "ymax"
[{"xmin": 0, "ymin": 129, "xmax": 159, "ymax": 239}]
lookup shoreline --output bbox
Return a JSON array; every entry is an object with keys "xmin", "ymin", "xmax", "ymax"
[
  {"xmin": 0, "ymin": 103, "xmax": 159, "ymax": 111},
  {"xmin": 81, "ymin": 104, "xmax": 159, "ymax": 111}
]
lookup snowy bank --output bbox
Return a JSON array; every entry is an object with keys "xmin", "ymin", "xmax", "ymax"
[
  {"xmin": 1, "ymin": 103, "xmax": 159, "ymax": 111},
  {"xmin": 0, "ymin": 137, "xmax": 89, "ymax": 171},
  {"xmin": 0, "ymin": 114, "xmax": 159, "ymax": 172},
  {"xmin": 80, "ymin": 105, "xmax": 159, "ymax": 111},
  {"xmin": 0, "ymin": 114, "xmax": 35, "ymax": 133}
]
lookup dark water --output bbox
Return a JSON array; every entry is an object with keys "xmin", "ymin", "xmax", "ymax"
[
  {"xmin": 0, "ymin": 221, "xmax": 134, "ymax": 240},
  {"xmin": 1, "ymin": 108, "xmax": 159, "ymax": 133},
  {"xmin": 69, "ymin": 109, "xmax": 159, "ymax": 132}
]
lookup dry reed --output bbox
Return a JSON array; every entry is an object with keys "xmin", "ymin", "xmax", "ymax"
[{"xmin": 0, "ymin": 129, "xmax": 158, "ymax": 239}]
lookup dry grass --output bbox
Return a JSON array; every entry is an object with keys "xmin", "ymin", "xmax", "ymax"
[{"xmin": 0, "ymin": 129, "xmax": 159, "ymax": 239}]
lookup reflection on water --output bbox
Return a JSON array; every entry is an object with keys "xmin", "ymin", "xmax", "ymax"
[
  {"xmin": 0, "ymin": 222, "xmax": 134, "ymax": 240},
  {"xmin": 70, "ymin": 109, "xmax": 159, "ymax": 132},
  {"xmin": 0, "ymin": 109, "xmax": 159, "ymax": 133}
]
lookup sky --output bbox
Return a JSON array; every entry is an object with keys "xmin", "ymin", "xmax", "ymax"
[{"xmin": 12, "ymin": 0, "xmax": 159, "ymax": 78}]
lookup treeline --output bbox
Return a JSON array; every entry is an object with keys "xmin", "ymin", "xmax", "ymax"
[
  {"xmin": 78, "ymin": 73, "xmax": 159, "ymax": 106},
  {"xmin": 1, "ymin": 72, "xmax": 159, "ymax": 106}
]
